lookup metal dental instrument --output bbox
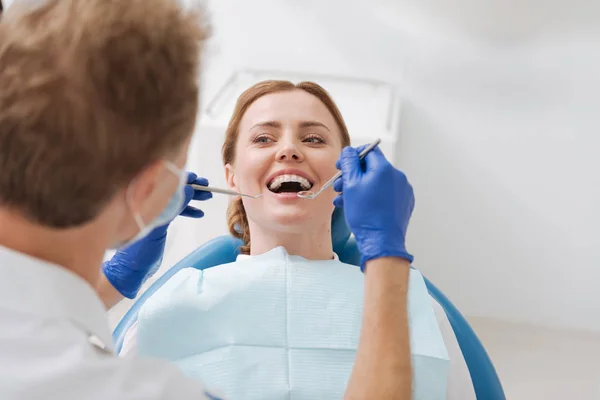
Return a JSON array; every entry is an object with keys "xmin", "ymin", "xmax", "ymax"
[
  {"xmin": 190, "ymin": 185, "xmax": 263, "ymax": 199},
  {"xmin": 297, "ymin": 138, "xmax": 382, "ymax": 199}
]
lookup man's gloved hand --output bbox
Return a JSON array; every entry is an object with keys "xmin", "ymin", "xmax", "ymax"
[
  {"xmin": 333, "ymin": 146, "xmax": 414, "ymax": 271},
  {"xmin": 102, "ymin": 172, "xmax": 211, "ymax": 298}
]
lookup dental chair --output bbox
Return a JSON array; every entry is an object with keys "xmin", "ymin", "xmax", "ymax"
[{"xmin": 113, "ymin": 209, "xmax": 506, "ymax": 400}]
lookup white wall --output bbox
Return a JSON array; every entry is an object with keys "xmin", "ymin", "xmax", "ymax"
[
  {"xmin": 195, "ymin": 0, "xmax": 600, "ymax": 333},
  {"xmin": 394, "ymin": 10, "xmax": 600, "ymax": 332},
  {"xmin": 468, "ymin": 317, "xmax": 600, "ymax": 399},
  {"xmin": 110, "ymin": 0, "xmax": 600, "ymax": 337}
]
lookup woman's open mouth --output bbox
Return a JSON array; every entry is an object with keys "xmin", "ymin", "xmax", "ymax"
[{"xmin": 267, "ymin": 174, "xmax": 314, "ymax": 194}]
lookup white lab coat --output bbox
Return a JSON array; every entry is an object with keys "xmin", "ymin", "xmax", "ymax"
[{"xmin": 0, "ymin": 245, "xmax": 224, "ymax": 400}]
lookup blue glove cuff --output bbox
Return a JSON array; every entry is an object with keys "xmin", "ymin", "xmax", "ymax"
[
  {"xmin": 354, "ymin": 230, "xmax": 413, "ymax": 272},
  {"xmin": 102, "ymin": 257, "xmax": 162, "ymax": 299},
  {"xmin": 102, "ymin": 225, "xmax": 168, "ymax": 299},
  {"xmin": 102, "ymin": 261, "xmax": 137, "ymax": 299}
]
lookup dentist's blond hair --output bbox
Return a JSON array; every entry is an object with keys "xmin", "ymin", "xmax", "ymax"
[{"xmin": 0, "ymin": 0, "xmax": 208, "ymax": 227}]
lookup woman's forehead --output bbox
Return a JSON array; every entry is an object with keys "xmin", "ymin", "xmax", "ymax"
[{"xmin": 240, "ymin": 90, "xmax": 338, "ymax": 131}]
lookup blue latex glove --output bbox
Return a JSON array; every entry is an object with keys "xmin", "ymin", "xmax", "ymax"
[
  {"xmin": 102, "ymin": 172, "xmax": 212, "ymax": 298},
  {"xmin": 333, "ymin": 146, "xmax": 414, "ymax": 271}
]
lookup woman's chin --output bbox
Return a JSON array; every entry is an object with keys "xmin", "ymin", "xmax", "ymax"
[
  {"xmin": 251, "ymin": 191, "xmax": 333, "ymax": 231},
  {"xmin": 260, "ymin": 207, "xmax": 314, "ymax": 229}
]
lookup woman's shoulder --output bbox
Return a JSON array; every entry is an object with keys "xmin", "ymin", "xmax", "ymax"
[
  {"xmin": 336, "ymin": 260, "xmax": 361, "ymax": 270},
  {"xmin": 145, "ymin": 261, "xmax": 240, "ymax": 296},
  {"xmin": 306, "ymin": 257, "xmax": 362, "ymax": 273}
]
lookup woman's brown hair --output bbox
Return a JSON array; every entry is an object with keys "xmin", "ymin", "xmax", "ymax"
[{"xmin": 222, "ymin": 80, "xmax": 351, "ymax": 254}]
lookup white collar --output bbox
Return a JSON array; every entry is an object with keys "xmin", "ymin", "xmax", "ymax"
[
  {"xmin": 236, "ymin": 246, "xmax": 340, "ymax": 262},
  {"xmin": 0, "ymin": 245, "xmax": 113, "ymax": 351}
]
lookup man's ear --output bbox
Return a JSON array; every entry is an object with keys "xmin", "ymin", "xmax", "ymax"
[
  {"xmin": 224, "ymin": 164, "xmax": 237, "ymax": 191},
  {"xmin": 128, "ymin": 161, "xmax": 164, "ymax": 214}
]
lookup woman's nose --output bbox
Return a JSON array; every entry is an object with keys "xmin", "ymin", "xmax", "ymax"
[{"xmin": 276, "ymin": 142, "xmax": 304, "ymax": 162}]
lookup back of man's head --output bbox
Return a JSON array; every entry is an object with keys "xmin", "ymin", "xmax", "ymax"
[{"xmin": 0, "ymin": 0, "xmax": 207, "ymax": 228}]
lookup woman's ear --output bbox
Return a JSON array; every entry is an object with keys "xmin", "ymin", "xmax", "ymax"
[{"xmin": 224, "ymin": 163, "xmax": 237, "ymax": 191}]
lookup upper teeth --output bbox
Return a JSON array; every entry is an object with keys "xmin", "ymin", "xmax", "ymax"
[{"xmin": 268, "ymin": 174, "xmax": 312, "ymax": 191}]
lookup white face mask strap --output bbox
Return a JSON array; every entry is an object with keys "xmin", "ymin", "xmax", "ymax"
[
  {"xmin": 165, "ymin": 161, "xmax": 187, "ymax": 190},
  {"xmin": 133, "ymin": 212, "xmax": 145, "ymax": 232},
  {"xmin": 165, "ymin": 161, "xmax": 182, "ymax": 176},
  {"xmin": 125, "ymin": 181, "xmax": 146, "ymax": 232}
]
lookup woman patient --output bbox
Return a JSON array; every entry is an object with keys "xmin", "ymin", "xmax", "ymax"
[{"xmin": 122, "ymin": 80, "xmax": 475, "ymax": 399}]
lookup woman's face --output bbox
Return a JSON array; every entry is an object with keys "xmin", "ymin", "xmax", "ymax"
[{"xmin": 225, "ymin": 90, "xmax": 344, "ymax": 234}]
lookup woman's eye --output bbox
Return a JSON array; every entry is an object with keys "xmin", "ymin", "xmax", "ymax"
[
  {"xmin": 304, "ymin": 135, "xmax": 325, "ymax": 144},
  {"xmin": 253, "ymin": 135, "xmax": 273, "ymax": 144}
]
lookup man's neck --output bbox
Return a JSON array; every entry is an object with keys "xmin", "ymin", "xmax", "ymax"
[
  {"xmin": 0, "ymin": 209, "xmax": 108, "ymax": 287},
  {"xmin": 249, "ymin": 220, "xmax": 334, "ymax": 260}
]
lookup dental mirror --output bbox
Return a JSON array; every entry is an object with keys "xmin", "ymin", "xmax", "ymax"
[{"xmin": 296, "ymin": 138, "xmax": 382, "ymax": 200}]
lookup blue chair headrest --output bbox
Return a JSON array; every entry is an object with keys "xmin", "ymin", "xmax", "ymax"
[{"xmin": 331, "ymin": 207, "xmax": 351, "ymax": 253}]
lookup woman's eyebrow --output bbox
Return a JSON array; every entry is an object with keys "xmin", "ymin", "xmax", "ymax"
[
  {"xmin": 249, "ymin": 120, "xmax": 331, "ymax": 132},
  {"xmin": 250, "ymin": 121, "xmax": 281, "ymax": 130},
  {"xmin": 299, "ymin": 121, "xmax": 331, "ymax": 132}
]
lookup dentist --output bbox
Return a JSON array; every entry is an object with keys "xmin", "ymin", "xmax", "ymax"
[{"xmin": 0, "ymin": 0, "xmax": 414, "ymax": 399}]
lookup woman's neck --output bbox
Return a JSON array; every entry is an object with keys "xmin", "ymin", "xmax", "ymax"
[{"xmin": 248, "ymin": 221, "xmax": 334, "ymax": 260}]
